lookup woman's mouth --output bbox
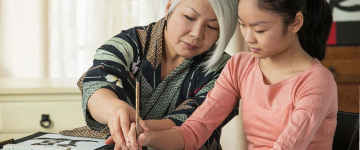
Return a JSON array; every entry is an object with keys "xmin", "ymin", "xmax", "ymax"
[{"xmin": 183, "ymin": 42, "xmax": 197, "ymax": 50}]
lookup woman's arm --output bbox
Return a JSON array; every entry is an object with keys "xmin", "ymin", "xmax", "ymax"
[
  {"xmin": 87, "ymin": 88, "xmax": 130, "ymax": 124},
  {"xmin": 79, "ymin": 28, "xmax": 143, "ymax": 130},
  {"xmin": 78, "ymin": 27, "xmax": 147, "ymax": 149},
  {"xmin": 88, "ymin": 89, "xmax": 174, "ymax": 131}
]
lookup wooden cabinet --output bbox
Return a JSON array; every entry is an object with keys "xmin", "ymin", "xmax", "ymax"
[
  {"xmin": 0, "ymin": 79, "xmax": 86, "ymax": 141},
  {"xmin": 321, "ymin": 46, "xmax": 360, "ymax": 113}
]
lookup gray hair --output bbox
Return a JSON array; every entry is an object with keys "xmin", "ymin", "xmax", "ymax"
[{"xmin": 167, "ymin": 0, "xmax": 239, "ymax": 71}]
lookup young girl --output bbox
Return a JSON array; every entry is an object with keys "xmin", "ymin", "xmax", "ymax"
[{"xmin": 135, "ymin": 0, "xmax": 337, "ymax": 149}]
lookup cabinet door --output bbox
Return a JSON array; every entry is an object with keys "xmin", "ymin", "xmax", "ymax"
[
  {"xmin": 0, "ymin": 101, "xmax": 86, "ymax": 133},
  {"xmin": 321, "ymin": 46, "xmax": 360, "ymax": 113}
]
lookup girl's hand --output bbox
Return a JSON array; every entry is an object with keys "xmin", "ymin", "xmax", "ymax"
[
  {"xmin": 137, "ymin": 129, "xmax": 185, "ymax": 150},
  {"xmin": 137, "ymin": 130, "xmax": 153, "ymax": 149},
  {"xmin": 104, "ymin": 105, "xmax": 149, "ymax": 149}
]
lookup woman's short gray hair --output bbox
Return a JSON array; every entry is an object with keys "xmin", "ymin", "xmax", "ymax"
[{"xmin": 167, "ymin": 0, "xmax": 239, "ymax": 71}]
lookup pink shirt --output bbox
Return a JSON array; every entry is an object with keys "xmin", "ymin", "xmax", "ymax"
[{"xmin": 174, "ymin": 52, "xmax": 338, "ymax": 150}]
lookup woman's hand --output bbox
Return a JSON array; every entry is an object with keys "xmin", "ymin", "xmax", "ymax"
[
  {"xmin": 104, "ymin": 105, "xmax": 149, "ymax": 149},
  {"xmin": 127, "ymin": 122, "xmax": 149, "ymax": 150}
]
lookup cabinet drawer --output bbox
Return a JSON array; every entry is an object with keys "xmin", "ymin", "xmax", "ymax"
[{"xmin": 0, "ymin": 101, "xmax": 86, "ymax": 133}]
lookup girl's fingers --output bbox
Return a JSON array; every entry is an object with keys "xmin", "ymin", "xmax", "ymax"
[
  {"xmin": 139, "ymin": 118, "xmax": 149, "ymax": 132},
  {"xmin": 137, "ymin": 131, "xmax": 150, "ymax": 146},
  {"xmin": 104, "ymin": 136, "xmax": 115, "ymax": 145}
]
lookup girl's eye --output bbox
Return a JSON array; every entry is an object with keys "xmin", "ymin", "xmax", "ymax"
[
  {"xmin": 185, "ymin": 15, "xmax": 195, "ymax": 21},
  {"xmin": 255, "ymin": 30, "xmax": 264, "ymax": 33},
  {"xmin": 238, "ymin": 22, "xmax": 245, "ymax": 26},
  {"xmin": 207, "ymin": 25, "xmax": 218, "ymax": 30}
]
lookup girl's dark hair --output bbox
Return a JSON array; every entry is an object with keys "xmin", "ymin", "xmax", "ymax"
[{"xmin": 255, "ymin": 0, "xmax": 333, "ymax": 60}]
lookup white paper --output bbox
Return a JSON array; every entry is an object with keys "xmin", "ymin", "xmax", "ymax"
[{"xmin": 1, "ymin": 134, "xmax": 107, "ymax": 150}]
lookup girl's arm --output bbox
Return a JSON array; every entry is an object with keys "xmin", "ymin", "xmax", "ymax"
[
  {"xmin": 139, "ymin": 55, "xmax": 243, "ymax": 150},
  {"xmin": 143, "ymin": 119, "xmax": 176, "ymax": 131},
  {"xmin": 139, "ymin": 129, "xmax": 185, "ymax": 150},
  {"xmin": 272, "ymin": 74, "xmax": 337, "ymax": 150}
]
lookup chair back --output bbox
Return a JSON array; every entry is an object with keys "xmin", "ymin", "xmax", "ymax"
[{"xmin": 333, "ymin": 111, "xmax": 359, "ymax": 150}]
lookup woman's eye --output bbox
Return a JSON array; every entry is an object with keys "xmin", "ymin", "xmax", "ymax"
[
  {"xmin": 207, "ymin": 25, "xmax": 218, "ymax": 30},
  {"xmin": 238, "ymin": 22, "xmax": 245, "ymax": 26},
  {"xmin": 185, "ymin": 15, "xmax": 195, "ymax": 21},
  {"xmin": 255, "ymin": 30, "xmax": 264, "ymax": 33}
]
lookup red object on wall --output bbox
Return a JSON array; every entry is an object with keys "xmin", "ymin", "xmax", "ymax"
[{"xmin": 327, "ymin": 22, "xmax": 337, "ymax": 45}]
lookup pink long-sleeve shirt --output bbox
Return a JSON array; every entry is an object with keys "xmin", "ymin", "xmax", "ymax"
[{"xmin": 174, "ymin": 52, "xmax": 338, "ymax": 150}]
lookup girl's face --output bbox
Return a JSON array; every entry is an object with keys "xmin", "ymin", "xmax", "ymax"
[
  {"xmin": 238, "ymin": 0, "xmax": 295, "ymax": 59},
  {"xmin": 165, "ymin": 0, "xmax": 219, "ymax": 58}
]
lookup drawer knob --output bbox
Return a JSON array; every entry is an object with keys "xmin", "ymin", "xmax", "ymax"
[
  {"xmin": 327, "ymin": 66, "xmax": 338, "ymax": 78},
  {"xmin": 40, "ymin": 114, "xmax": 52, "ymax": 128}
]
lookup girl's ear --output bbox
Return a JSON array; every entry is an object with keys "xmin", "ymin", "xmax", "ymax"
[
  {"xmin": 290, "ymin": 12, "xmax": 304, "ymax": 33},
  {"xmin": 165, "ymin": 0, "xmax": 172, "ymax": 19}
]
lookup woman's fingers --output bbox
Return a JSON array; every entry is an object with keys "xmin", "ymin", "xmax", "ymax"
[
  {"xmin": 125, "ymin": 123, "xmax": 135, "ymax": 150},
  {"xmin": 119, "ymin": 109, "xmax": 131, "ymax": 143},
  {"xmin": 128, "ymin": 123, "xmax": 139, "ymax": 150},
  {"xmin": 107, "ymin": 106, "xmax": 140, "ymax": 150},
  {"xmin": 126, "ymin": 142, "xmax": 134, "ymax": 150},
  {"xmin": 106, "ymin": 116, "xmax": 114, "ymax": 145},
  {"xmin": 110, "ymin": 110, "xmax": 128, "ymax": 149}
]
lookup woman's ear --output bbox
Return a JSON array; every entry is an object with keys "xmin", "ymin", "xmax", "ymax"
[
  {"xmin": 290, "ymin": 12, "xmax": 304, "ymax": 33},
  {"xmin": 165, "ymin": 0, "xmax": 172, "ymax": 19}
]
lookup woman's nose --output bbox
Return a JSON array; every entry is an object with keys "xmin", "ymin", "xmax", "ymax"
[{"xmin": 189, "ymin": 23, "xmax": 204, "ymax": 40}]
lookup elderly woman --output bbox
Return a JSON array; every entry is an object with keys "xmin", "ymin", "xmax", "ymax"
[{"xmin": 73, "ymin": 0, "xmax": 238, "ymax": 149}]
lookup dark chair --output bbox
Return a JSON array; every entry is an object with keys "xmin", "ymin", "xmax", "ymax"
[{"xmin": 333, "ymin": 111, "xmax": 359, "ymax": 150}]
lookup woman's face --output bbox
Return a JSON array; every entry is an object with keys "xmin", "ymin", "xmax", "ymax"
[
  {"xmin": 165, "ymin": 0, "xmax": 219, "ymax": 58},
  {"xmin": 238, "ymin": 0, "xmax": 295, "ymax": 59}
]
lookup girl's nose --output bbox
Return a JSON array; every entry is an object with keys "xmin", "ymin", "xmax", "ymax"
[{"xmin": 243, "ymin": 29, "xmax": 256, "ymax": 44}]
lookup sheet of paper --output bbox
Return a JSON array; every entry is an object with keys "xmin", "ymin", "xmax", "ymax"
[{"xmin": 1, "ymin": 134, "xmax": 106, "ymax": 150}]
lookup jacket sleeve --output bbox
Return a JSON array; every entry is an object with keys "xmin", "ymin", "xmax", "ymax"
[{"xmin": 77, "ymin": 28, "xmax": 143, "ymax": 130}]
